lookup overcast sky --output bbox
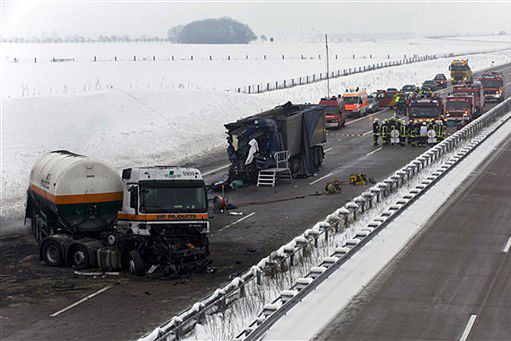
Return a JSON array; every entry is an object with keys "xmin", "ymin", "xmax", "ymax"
[{"xmin": 3, "ymin": 1, "xmax": 511, "ymax": 39}]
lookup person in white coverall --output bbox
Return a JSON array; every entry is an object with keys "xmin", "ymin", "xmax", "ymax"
[{"xmin": 245, "ymin": 138, "xmax": 259, "ymax": 165}]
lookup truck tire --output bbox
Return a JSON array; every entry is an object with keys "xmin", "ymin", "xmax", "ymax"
[
  {"xmin": 70, "ymin": 244, "xmax": 91, "ymax": 270},
  {"xmin": 128, "ymin": 250, "xmax": 145, "ymax": 276},
  {"xmin": 42, "ymin": 240, "xmax": 64, "ymax": 267}
]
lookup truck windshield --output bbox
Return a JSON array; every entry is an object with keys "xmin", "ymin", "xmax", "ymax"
[
  {"xmin": 410, "ymin": 106, "xmax": 438, "ymax": 118},
  {"xmin": 402, "ymin": 86, "xmax": 415, "ymax": 92},
  {"xmin": 480, "ymin": 79, "xmax": 501, "ymax": 88},
  {"xmin": 139, "ymin": 181, "xmax": 207, "ymax": 213},
  {"xmin": 450, "ymin": 65, "xmax": 470, "ymax": 72},
  {"xmin": 446, "ymin": 101, "xmax": 468, "ymax": 111},
  {"xmin": 343, "ymin": 96, "xmax": 359, "ymax": 104},
  {"xmin": 324, "ymin": 106, "xmax": 340, "ymax": 114}
]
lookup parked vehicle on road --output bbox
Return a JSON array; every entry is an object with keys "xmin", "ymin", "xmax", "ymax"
[
  {"xmin": 452, "ymin": 82, "xmax": 485, "ymax": 117},
  {"xmin": 401, "ymin": 84, "xmax": 417, "ymax": 95},
  {"xmin": 477, "ymin": 72, "xmax": 505, "ymax": 102},
  {"xmin": 408, "ymin": 98, "xmax": 444, "ymax": 122},
  {"xmin": 444, "ymin": 94, "xmax": 476, "ymax": 126},
  {"xmin": 320, "ymin": 96, "xmax": 346, "ymax": 129},
  {"xmin": 367, "ymin": 93, "xmax": 380, "ymax": 113},
  {"xmin": 434, "ymin": 74, "xmax": 448, "ymax": 88},
  {"xmin": 449, "ymin": 59, "xmax": 473, "ymax": 84},
  {"xmin": 25, "ymin": 151, "xmax": 210, "ymax": 276},
  {"xmin": 225, "ymin": 102, "xmax": 326, "ymax": 183},
  {"xmin": 343, "ymin": 90, "xmax": 369, "ymax": 117},
  {"xmin": 376, "ymin": 89, "xmax": 398, "ymax": 108},
  {"xmin": 422, "ymin": 80, "xmax": 438, "ymax": 91}
]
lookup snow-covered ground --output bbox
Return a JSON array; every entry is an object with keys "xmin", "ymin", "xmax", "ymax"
[
  {"xmin": 3, "ymin": 37, "xmax": 511, "ymax": 97},
  {"xmin": 2, "ymin": 38, "xmax": 511, "ymax": 226}
]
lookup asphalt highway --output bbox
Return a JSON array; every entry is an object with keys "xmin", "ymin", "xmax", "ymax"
[
  {"xmin": 2, "ymin": 63, "xmax": 511, "ymax": 341},
  {"xmin": 319, "ymin": 124, "xmax": 511, "ymax": 341}
]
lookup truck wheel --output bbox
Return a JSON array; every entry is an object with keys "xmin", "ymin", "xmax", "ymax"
[
  {"xmin": 317, "ymin": 147, "xmax": 324, "ymax": 166},
  {"xmin": 42, "ymin": 240, "xmax": 64, "ymax": 267},
  {"xmin": 128, "ymin": 250, "xmax": 145, "ymax": 276},
  {"xmin": 70, "ymin": 245, "xmax": 91, "ymax": 270}
]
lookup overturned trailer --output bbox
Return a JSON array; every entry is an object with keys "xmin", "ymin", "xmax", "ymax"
[{"xmin": 225, "ymin": 102, "xmax": 327, "ymax": 183}]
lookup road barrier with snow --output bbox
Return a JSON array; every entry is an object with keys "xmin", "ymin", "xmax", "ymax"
[
  {"xmin": 143, "ymin": 97, "xmax": 511, "ymax": 341},
  {"xmin": 236, "ymin": 47, "xmax": 511, "ymax": 94}
]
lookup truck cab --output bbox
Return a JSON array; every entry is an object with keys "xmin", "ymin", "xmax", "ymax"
[
  {"xmin": 478, "ymin": 72, "xmax": 505, "ymax": 102},
  {"xmin": 449, "ymin": 59, "xmax": 473, "ymax": 85},
  {"xmin": 453, "ymin": 83, "xmax": 485, "ymax": 117},
  {"xmin": 117, "ymin": 167, "xmax": 210, "ymax": 273},
  {"xmin": 319, "ymin": 96, "xmax": 346, "ymax": 129},
  {"xmin": 445, "ymin": 94, "xmax": 475, "ymax": 127},
  {"xmin": 408, "ymin": 98, "xmax": 444, "ymax": 122}
]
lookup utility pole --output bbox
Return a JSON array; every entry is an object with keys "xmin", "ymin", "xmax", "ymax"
[{"xmin": 325, "ymin": 33, "xmax": 330, "ymax": 97}]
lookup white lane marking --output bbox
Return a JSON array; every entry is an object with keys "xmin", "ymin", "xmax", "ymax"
[
  {"xmin": 218, "ymin": 212, "xmax": 256, "ymax": 232},
  {"xmin": 503, "ymin": 235, "xmax": 511, "ymax": 253},
  {"xmin": 50, "ymin": 285, "xmax": 113, "ymax": 317},
  {"xmin": 309, "ymin": 172, "xmax": 333, "ymax": 186},
  {"xmin": 324, "ymin": 147, "xmax": 333, "ymax": 153},
  {"xmin": 345, "ymin": 108, "xmax": 389, "ymax": 126},
  {"xmin": 202, "ymin": 164, "xmax": 230, "ymax": 176},
  {"xmin": 459, "ymin": 314, "xmax": 477, "ymax": 341},
  {"xmin": 365, "ymin": 147, "xmax": 382, "ymax": 157},
  {"xmin": 362, "ymin": 129, "xmax": 373, "ymax": 136}
]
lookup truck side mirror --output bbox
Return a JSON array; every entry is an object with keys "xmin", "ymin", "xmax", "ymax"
[{"xmin": 129, "ymin": 186, "xmax": 138, "ymax": 211}]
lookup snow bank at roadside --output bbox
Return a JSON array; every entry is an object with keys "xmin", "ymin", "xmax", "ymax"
[{"xmin": 2, "ymin": 49, "xmax": 511, "ymax": 224}]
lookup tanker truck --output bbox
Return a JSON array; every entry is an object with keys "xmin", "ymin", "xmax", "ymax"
[{"xmin": 25, "ymin": 151, "xmax": 210, "ymax": 276}]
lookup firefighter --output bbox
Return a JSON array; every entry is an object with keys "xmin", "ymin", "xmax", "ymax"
[
  {"xmin": 372, "ymin": 118, "xmax": 380, "ymax": 146},
  {"xmin": 381, "ymin": 119, "xmax": 389, "ymax": 145},
  {"xmin": 407, "ymin": 120, "xmax": 415, "ymax": 146},
  {"xmin": 419, "ymin": 122, "xmax": 428, "ymax": 147},
  {"xmin": 434, "ymin": 120, "xmax": 443, "ymax": 142},
  {"xmin": 399, "ymin": 119, "xmax": 407, "ymax": 146}
]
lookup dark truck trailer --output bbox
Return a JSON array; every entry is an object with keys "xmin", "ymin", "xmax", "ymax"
[{"xmin": 225, "ymin": 102, "xmax": 326, "ymax": 183}]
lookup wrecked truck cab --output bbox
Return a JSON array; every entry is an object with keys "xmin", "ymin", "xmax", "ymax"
[{"xmin": 224, "ymin": 101, "xmax": 327, "ymax": 184}]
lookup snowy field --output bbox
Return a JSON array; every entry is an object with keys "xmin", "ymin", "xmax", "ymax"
[
  {"xmin": 2, "ymin": 38, "xmax": 511, "ymax": 227},
  {"xmin": 3, "ymin": 37, "xmax": 511, "ymax": 97}
]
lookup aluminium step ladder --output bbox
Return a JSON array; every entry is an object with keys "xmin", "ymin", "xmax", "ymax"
[{"xmin": 257, "ymin": 150, "xmax": 293, "ymax": 187}]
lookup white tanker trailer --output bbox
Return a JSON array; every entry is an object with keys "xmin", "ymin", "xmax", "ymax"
[{"xmin": 25, "ymin": 151, "xmax": 210, "ymax": 275}]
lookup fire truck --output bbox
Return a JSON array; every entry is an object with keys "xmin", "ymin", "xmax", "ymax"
[
  {"xmin": 452, "ymin": 83, "xmax": 485, "ymax": 118},
  {"xmin": 444, "ymin": 94, "xmax": 475, "ymax": 127},
  {"xmin": 408, "ymin": 98, "xmax": 444, "ymax": 122},
  {"xmin": 319, "ymin": 96, "xmax": 346, "ymax": 129},
  {"xmin": 477, "ymin": 72, "xmax": 505, "ymax": 102},
  {"xmin": 449, "ymin": 59, "xmax": 473, "ymax": 85}
]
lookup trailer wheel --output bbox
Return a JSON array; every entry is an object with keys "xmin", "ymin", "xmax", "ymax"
[
  {"xmin": 128, "ymin": 250, "xmax": 145, "ymax": 276},
  {"xmin": 42, "ymin": 240, "xmax": 64, "ymax": 267},
  {"xmin": 70, "ymin": 245, "xmax": 91, "ymax": 270}
]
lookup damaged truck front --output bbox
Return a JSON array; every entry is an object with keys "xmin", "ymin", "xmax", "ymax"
[
  {"xmin": 224, "ymin": 102, "xmax": 326, "ymax": 183},
  {"xmin": 25, "ymin": 151, "xmax": 210, "ymax": 276}
]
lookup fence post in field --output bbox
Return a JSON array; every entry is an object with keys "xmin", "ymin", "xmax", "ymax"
[
  {"xmin": 353, "ymin": 54, "xmax": 355, "ymax": 59},
  {"xmin": 172, "ymin": 55, "xmax": 174, "ymax": 61},
  {"xmin": 267, "ymin": 83, "xmax": 270, "ymax": 91},
  {"xmin": 313, "ymin": 74, "xmax": 315, "ymax": 82},
  {"xmin": 228, "ymin": 55, "xmax": 230, "ymax": 60},
  {"xmin": 284, "ymin": 80, "xmax": 286, "ymax": 87},
  {"xmin": 209, "ymin": 55, "xmax": 212, "ymax": 61},
  {"xmin": 307, "ymin": 76, "xmax": 309, "ymax": 83},
  {"xmin": 153, "ymin": 56, "xmax": 155, "ymax": 61},
  {"xmin": 282, "ymin": 55, "xmax": 285, "ymax": 60},
  {"xmin": 276, "ymin": 81, "xmax": 278, "ymax": 89},
  {"xmin": 264, "ymin": 55, "xmax": 266, "ymax": 60},
  {"xmin": 94, "ymin": 56, "xmax": 96, "ymax": 62},
  {"xmin": 114, "ymin": 56, "xmax": 117, "ymax": 61},
  {"xmin": 336, "ymin": 55, "xmax": 338, "ymax": 59},
  {"xmin": 190, "ymin": 55, "xmax": 193, "ymax": 60},
  {"xmin": 248, "ymin": 85, "xmax": 251, "ymax": 93},
  {"xmin": 133, "ymin": 56, "xmax": 136, "ymax": 61},
  {"xmin": 34, "ymin": 58, "xmax": 37, "ymax": 63},
  {"xmin": 246, "ymin": 55, "xmax": 248, "ymax": 60},
  {"xmin": 257, "ymin": 84, "xmax": 260, "ymax": 93}
]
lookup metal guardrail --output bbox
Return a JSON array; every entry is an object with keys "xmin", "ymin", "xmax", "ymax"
[
  {"xmin": 235, "ymin": 47, "xmax": 511, "ymax": 94},
  {"xmin": 146, "ymin": 97, "xmax": 511, "ymax": 341},
  {"xmin": 239, "ymin": 97, "xmax": 511, "ymax": 340}
]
